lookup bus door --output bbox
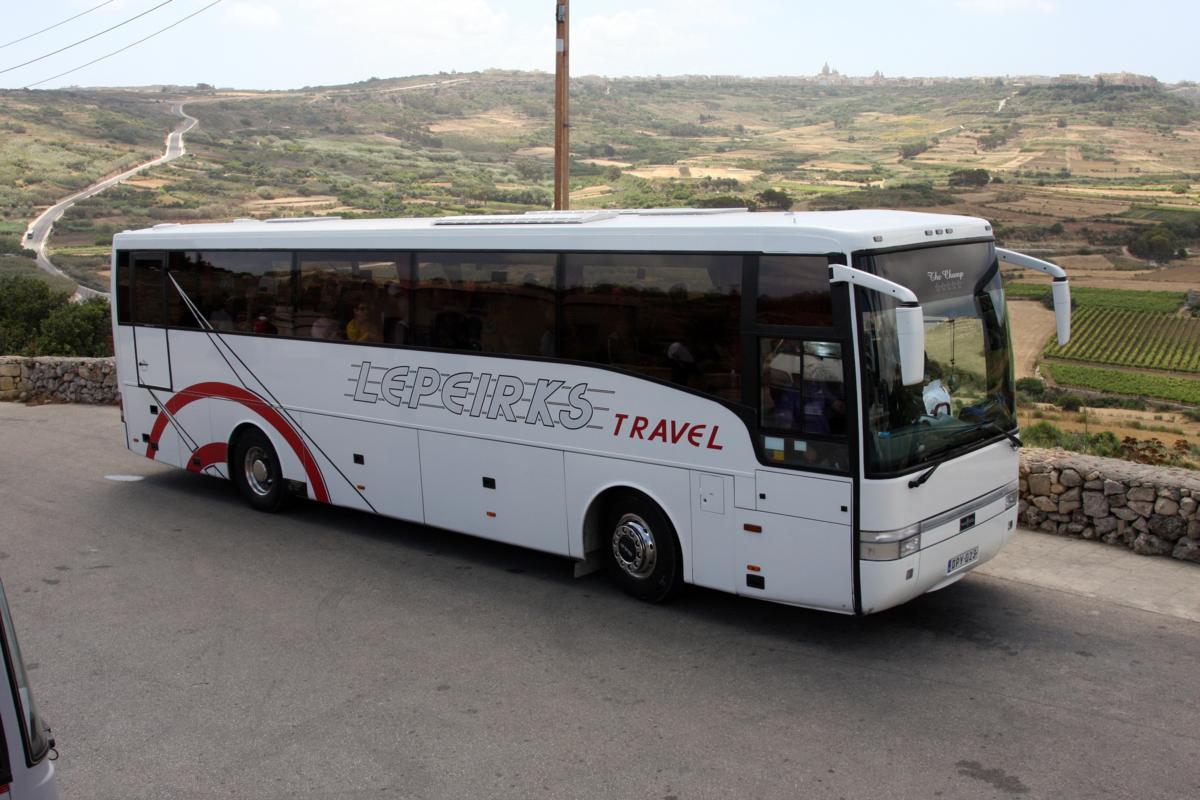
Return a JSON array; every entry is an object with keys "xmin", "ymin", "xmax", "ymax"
[
  {"xmin": 0, "ymin": 578, "xmax": 58, "ymax": 800},
  {"xmin": 734, "ymin": 257, "xmax": 858, "ymax": 609},
  {"xmin": 131, "ymin": 252, "xmax": 173, "ymax": 391}
]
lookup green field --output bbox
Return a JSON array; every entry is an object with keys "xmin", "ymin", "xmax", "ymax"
[
  {"xmin": 1045, "ymin": 362, "xmax": 1200, "ymax": 404},
  {"xmin": 1045, "ymin": 307, "xmax": 1200, "ymax": 372},
  {"xmin": 1005, "ymin": 283, "xmax": 1187, "ymax": 313}
]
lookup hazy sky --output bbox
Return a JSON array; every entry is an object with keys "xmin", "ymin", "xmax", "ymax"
[{"xmin": 1, "ymin": 0, "xmax": 1196, "ymax": 91}]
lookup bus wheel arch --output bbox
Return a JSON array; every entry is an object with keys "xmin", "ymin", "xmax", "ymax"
[
  {"xmin": 228, "ymin": 423, "xmax": 291, "ymax": 513},
  {"xmin": 584, "ymin": 486, "xmax": 684, "ymax": 603}
]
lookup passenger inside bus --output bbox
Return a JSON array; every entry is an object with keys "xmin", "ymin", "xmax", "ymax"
[{"xmin": 347, "ymin": 301, "xmax": 382, "ymax": 343}]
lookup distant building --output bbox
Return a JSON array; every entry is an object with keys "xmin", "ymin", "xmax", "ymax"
[{"xmin": 1096, "ymin": 72, "xmax": 1159, "ymax": 88}]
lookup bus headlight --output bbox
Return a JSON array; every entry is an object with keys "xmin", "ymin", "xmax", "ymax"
[
  {"xmin": 859, "ymin": 524, "xmax": 921, "ymax": 561},
  {"xmin": 1005, "ymin": 490, "xmax": 1018, "ymax": 509}
]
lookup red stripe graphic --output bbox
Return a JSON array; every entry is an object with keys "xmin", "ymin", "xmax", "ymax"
[
  {"xmin": 186, "ymin": 441, "xmax": 227, "ymax": 474},
  {"xmin": 145, "ymin": 381, "xmax": 329, "ymax": 502}
]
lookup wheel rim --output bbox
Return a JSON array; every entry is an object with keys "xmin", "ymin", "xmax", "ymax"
[
  {"xmin": 612, "ymin": 513, "xmax": 657, "ymax": 579},
  {"xmin": 243, "ymin": 445, "xmax": 274, "ymax": 497}
]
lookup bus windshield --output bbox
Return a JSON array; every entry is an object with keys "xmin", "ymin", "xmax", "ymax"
[
  {"xmin": 0, "ymin": 578, "xmax": 51, "ymax": 763},
  {"xmin": 856, "ymin": 241, "xmax": 1015, "ymax": 476}
]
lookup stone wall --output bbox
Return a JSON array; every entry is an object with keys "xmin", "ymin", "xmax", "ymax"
[
  {"xmin": 0, "ymin": 356, "xmax": 117, "ymax": 404},
  {"xmin": 1020, "ymin": 448, "xmax": 1200, "ymax": 564}
]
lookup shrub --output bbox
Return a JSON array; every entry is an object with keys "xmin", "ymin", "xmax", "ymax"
[
  {"xmin": 755, "ymin": 188, "xmax": 793, "ymax": 210},
  {"xmin": 0, "ymin": 275, "xmax": 69, "ymax": 355},
  {"xmin": 948, "ymin": 168, "xmax": 990, "ymax": 188},
  {"xmin": 35, "ymin": 298, "xmax": 112, "ymax": 357},
  {"xmin": 0, "ymin": 234, "xmax": 34, "ymax": 258},
  {"xmin": 1127, "ymin": 226, "xmax": 1181, "ymax": 262},
  {"xmin": 1058, "ymin": 394, "xmax": 1083, "ymax": 412},
  {"xmin": 1016, "ymin": 377, "xmax": 1046, "ymax": 399},
  {"xmin": 1021, "ymin": 420, "xmax": 1063, "ymax": 447}
]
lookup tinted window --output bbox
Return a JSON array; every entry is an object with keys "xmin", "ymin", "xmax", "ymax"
[
  {"xmin": 132, "ymin": 255, "xmax": 165, "ymax": 326},
  {"xmin": 298, "ymin": 252, "xmax": 409, "ymax": 342},
  {"xmin": 759, "ymin": 338, "xmax": 848, "ymax": 470},
  {"xmin": 414, "ymin": 252, "xmax": 557, "ymax": 356},
  {"xmin": 166, "ymin": 251, "xmax": 202, "ymax": 329},
  {"xmin": 562, "ymin": 253, "xmax": 742, "ymax": 401},
  {"xmin": 115, "ymin": 251, "xmax": 131, "ymax": 324},
  {"xmin": 192, "ymin": 251, "xmax": 294, "ymax": 336},
  {"xmin": 757, "ymin": 255, "xmax": 833, "ymax": 327}
]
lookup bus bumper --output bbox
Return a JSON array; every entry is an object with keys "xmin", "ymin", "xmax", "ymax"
[{"xmin": 859, "ymin": 503, "xmax": 1018, "ymax": 615}]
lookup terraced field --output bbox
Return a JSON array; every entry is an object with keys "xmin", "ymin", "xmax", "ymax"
[
  {"xmin": 1044, "ymin": 362, "xmax": 1200, "ymax": 405},
  {"xmin": 1045, "ymin": 307, "xmax": 1200, "ymax": 372}
]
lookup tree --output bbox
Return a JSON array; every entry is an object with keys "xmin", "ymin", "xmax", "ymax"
[
  {"xmin": 948, "ymin": 168, "xmax": 991, "ymax": 188},
  {"xmin": 35, "ymin": 298, "xmax": 112, "ymax": 357},
  {"xmin": 1127, "ymin": 227, "xmax": 1181, "ymax": 262},
  {"xmin": 0, "ymin": 275, "xmax": 67, "ymax": 355},
  {"xmin": 513, "ymin": 158, "xmax": 549, "ymax": 182},
  {"xmin": 756, "ymin": 188, "xmax": 793, "ymax": 210}
]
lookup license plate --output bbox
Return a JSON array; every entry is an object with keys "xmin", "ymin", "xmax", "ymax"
[{"xmin": 946, "ymin": 546, "xmax": 979, "ymax": 574}]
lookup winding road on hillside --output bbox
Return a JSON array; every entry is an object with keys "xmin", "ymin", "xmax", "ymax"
[{"xmin": 22, "ymin": 104, "xmax": 197, "ymax": 300}]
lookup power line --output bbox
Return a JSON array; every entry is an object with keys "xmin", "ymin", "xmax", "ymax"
[
  {"xmin": 25, "ymin": 1, "xmax": 223, "ymax": 89},
  {"xmin": 0, "ymin": 0, "xmax": 119, "ymax": 50},
  {"xmin": 0, "ymin": 0, "xmax": 175, "ymax": 76}
]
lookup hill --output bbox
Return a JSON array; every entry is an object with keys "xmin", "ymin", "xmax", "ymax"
[{"xmin": 1, "ymin": 71, "xmax": 1198, "ymax": 293}]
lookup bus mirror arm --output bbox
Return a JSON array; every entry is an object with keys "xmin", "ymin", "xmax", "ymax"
[
  {"xmin": 996, "ymin": 248, "xmax": 1071, "ymax": 346},
  {"xmin": 829, "ymin": 264, "xmax": 925, "ymax": 386}
]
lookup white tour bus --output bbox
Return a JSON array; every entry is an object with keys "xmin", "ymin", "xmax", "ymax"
[
  {"xmin": 1, "ymin": 576, "xmax": 58, "ymax": 800},
  {"xmin": 110, "ymin": 209, "xmax": 1070, "ymax": 614}
]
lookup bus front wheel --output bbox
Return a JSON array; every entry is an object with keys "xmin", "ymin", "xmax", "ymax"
[
  {"xmin": 604, "ymin": 494, "xmax": 682, "ymax": 603},
  {"xmin": 232, "ymin": 428, "xmax": 289, "ymax": 513}
]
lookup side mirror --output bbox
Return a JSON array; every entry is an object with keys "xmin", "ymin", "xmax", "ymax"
[
  {"xmin": 1051, "ymin": 279, "xmax": 1071, "ymax": 345},
  {"xmin": 895, "ymin": 304, "xmax": 925, "ymax": 386},
  {"xmin": 996, "ymin": 247, "xmax": 1072, "ymax": 346},
  {"xmin": 827, "ymin": 262, "xmax": 926, "ymax": 386}
]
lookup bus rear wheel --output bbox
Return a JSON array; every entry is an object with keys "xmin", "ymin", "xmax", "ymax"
[
  {"xmin": 232, "ymin": 428, "xmax": 289, "ymax": 513},
  {"xmin": 604, "ymin": 494, "xmax": 682, "ymax": 603}
]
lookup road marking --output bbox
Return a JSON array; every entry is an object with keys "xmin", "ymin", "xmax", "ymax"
[{"xmin": 104, "ymin": 474, "xmax": 144, "ymax": 482}]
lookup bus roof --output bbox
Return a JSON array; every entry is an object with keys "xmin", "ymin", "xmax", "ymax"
[{"xmin": 113, "ymin": 208, "xmax": 993, "ymax": 255}]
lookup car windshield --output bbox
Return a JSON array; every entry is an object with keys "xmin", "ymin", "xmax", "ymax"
[
  {"xmin": 856, "ymin": 241, "xmax": 1015, "ymax": 476},
  {"xmin": 0, "ymin": 577, "xmax": 51, "ymax": 763}
]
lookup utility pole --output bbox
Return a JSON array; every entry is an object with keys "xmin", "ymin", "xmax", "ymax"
[{"xmin": 553, "ymin": 0, "xmax": 570, "ymax": 210}]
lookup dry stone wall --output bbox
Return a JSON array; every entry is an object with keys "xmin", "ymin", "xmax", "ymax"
[
  {"xmin": 1020, "ymin": 448, "xmax": 1200, "ymax": 564},
  {"xmin": 0, "ymin": 356, "xmax": 117, "ymax": 404}
]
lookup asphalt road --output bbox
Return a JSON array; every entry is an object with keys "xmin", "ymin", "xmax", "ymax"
[
  {"xmin": 1, "ymin": 404, "xmax": 1198, "ymax": 800},
  {"xmin": 21, "ymin": 104, "xmax": 197, "ymax": 300}
]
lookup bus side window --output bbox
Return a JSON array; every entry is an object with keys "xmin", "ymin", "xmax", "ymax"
[
  {"xmin": 758, "ymin": 256, "xmax": 833, "ymax": 327},
  {"xmin": 414, "ymin": 253, "xmax": 556, "ymax": 357},
  {"xmin": 131, "ymin": 255, "xmax": 166, "ymax": 327},
  {"xmin": 167, "ymin": 251, "xmax": 202, "ymax": 329},
  {"xmin": 561, "ymin": 253, "xmax": 741, "ymax": 401},
  {"xmin": 298, "ymin": 252, "xmax": 407, "ymax": 343},
  {"xmin": 115, "ymin": 251, "xmax": 132, "ymax": 324},
  {"xmin": 196, "ymin": 251, "xmax": 294, "ymax": 336},
  {"xmin": 759, "ymin": 338, "xmax": 848, "ymax": 469}
]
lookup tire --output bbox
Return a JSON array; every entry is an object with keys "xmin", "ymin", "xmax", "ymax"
[
  {"xmin": 231, "ymin": 428, "xmax": 290, "ymax": 513},
  {"xmin": 603, "ymin": 493, "xmax": 682, "ymax": 603}
]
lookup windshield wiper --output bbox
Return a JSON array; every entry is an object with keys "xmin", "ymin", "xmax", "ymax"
[
  {"xmin": 980, "ymin": 420, "xmax": 1022, "ymax": 449},
  {"xmin": 909, "ymin": 461, "xmax": 939, "ymax": 489},
  {"xmin": 908, "ymin": 421, "xmax": 1019, "ymax": 489}
]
